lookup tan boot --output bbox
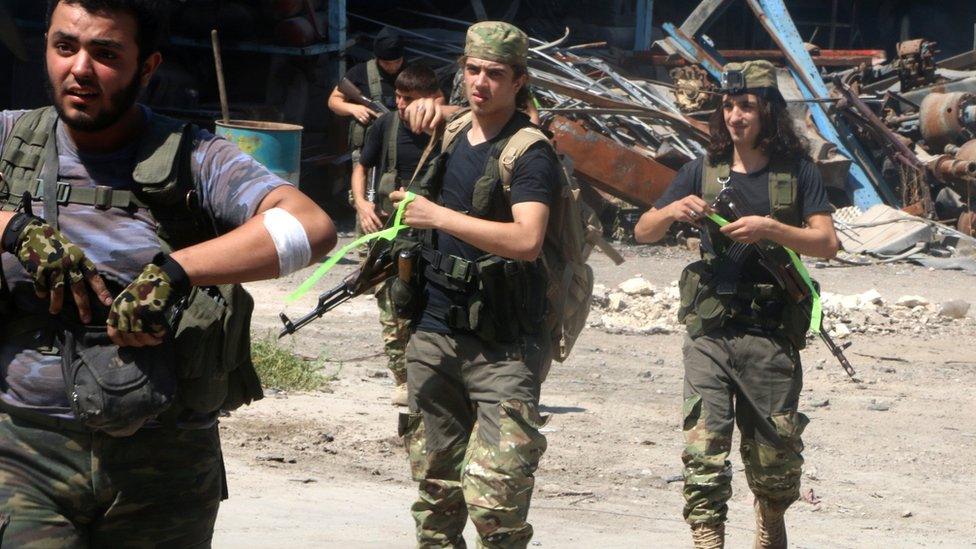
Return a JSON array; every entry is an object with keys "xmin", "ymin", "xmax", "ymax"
[
  {"xmin": 753, "ymin": 499, "xmax": 788, "ymax": 549},
  {"xmin": 691, "ymin": 522, "xmax": 725, "ymax": 549},
  {"xmin": 391, "ymin": 383, "xmax": 408, "ymax": 407}
]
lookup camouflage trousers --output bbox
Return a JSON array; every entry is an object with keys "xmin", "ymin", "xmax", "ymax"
[
  {"xmin": 399, "ymin": 330, "xmax": 550, "ymax": 548},
  {"xmin": 377, "ymin": 278, "xmax": 409, "ymax": 384},
  {"xmin": 0, "ymin": 413, "xmax": 224, "ymax": 548},
  {"xmin": 681, "ymin": 328, "xmax": 808, "ymax": 526}
]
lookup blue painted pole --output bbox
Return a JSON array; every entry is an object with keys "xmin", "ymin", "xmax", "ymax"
[
  {"xmin": 748, "ymin": 0, "xmax": 893, "ymax": 209},
  {"xmin": 329, "ymin": 0, "xmax": 347, "ymax": 78},
  {"xmin": 634, "ymin": 0, "xmax": 654, "ymax": 51},
  {"xmin": 661, "ymin": 22, "xmax": 724, "ymax": 79}
]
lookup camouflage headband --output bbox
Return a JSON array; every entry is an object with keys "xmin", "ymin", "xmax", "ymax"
[{"xmin": 464, "ymin": 21, "xmax": 528, "ymax": 68}]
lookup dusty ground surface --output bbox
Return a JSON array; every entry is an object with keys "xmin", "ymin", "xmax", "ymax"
[{"xmin": 213, "ymin": 237, "xmax": 976, "ymax": 548}]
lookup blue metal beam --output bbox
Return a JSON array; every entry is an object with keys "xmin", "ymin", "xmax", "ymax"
[
  {"xmin": 747, "ymin": 0, "xmax": 893, "ymax": 209},
  {"xmin": 634, "ymin": 0, "xmax": 655, "ymax": 51},
  {"xmin": 329, "ymin": 0, "xmax": 348, "ymax": 78},
  {"xmin": 661, "ymin": 22, "xmax": 724, "ymax": 79}
]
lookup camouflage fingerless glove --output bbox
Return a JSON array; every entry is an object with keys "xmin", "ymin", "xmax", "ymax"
[
  {"xmin": 108, "ymin": 253, "xmax": 191, "ymax": 335},
  {"xmin": 1, "ymin": 212, "xmax": 96, "ymax": 292}
]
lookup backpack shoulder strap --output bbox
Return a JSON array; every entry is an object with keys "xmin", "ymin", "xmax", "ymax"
[
  {"xmin": 768, "ymin": 159, "xmax": 801, "ymax": 227},
  {"xmin": 365, "ymin": 59, "xmax": 382, "ymax": 101},
  {"xmin": 498, "ymin": 126, "xmax": 551, "ymax": 195},
  {"xmin": 441, "ymin": 109, "xmax": 473, "ymax": 153},
  {"xmin": 701, "ymin": 156, "xmax": 730, "ymax": 205}
]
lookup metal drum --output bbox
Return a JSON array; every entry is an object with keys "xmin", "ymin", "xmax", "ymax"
[{"xmin": 215, "ymin": 120, "xmax": 303, "ymax": 184}]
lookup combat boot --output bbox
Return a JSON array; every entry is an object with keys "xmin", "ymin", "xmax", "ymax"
[
  {"xmin": 753, "ymin": 498, "xmax": 787, "ymax": 549},
  {"xmin": 691, "ymin": 522, "xmax": 725, "ymax": 549}
]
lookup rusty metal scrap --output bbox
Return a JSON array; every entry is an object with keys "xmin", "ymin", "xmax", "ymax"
[
  {"xmin": 550, "ymin": 116, "xmax": 677, "ymax": 208},
  {"xmin": 919, "ymin": 92, "xmax": 976, "ymax": 153},
  {"xmin": 894, "ymin": 39, "xmax": 940, "ymax": 92}
]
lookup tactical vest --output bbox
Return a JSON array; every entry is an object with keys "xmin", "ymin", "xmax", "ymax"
[
  {"xmin": 677, "ymin": 156, "xmax": 812, "ymax": 349},
  {"xmin": 0, "ymin": 107, "xmax": 263, "ymax": 422},
  {"xmin": 347, "ymin": 59, "xmax": 383, "ymax": 152},
  {"xmin": 400, "ymin": 110, "xmax": 606, "ymax": 362}
]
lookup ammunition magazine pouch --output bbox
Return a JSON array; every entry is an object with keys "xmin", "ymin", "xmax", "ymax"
[
  {"xmin": 419, "ymin": 248, "xmax": 545, "ymax": 343},
  {"xmin": 167, "ymin": 284, "xmax": 261, "ymax": 416},
  {"xmin": 678, "ymin": 259, "xmax": 810, "ymax": 348}
]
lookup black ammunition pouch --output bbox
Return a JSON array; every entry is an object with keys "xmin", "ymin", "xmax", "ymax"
[
  {"xmin": 677, "ymin": 259, "xmax": 811, "ymax": 349},
  {"xmin": 60, "ymin": 326, "xmax": 176, "ymax": 437},
  {"xmin": 420, "ymin": 248, "xmax": 545, "ymax": 343},
  {"xmin": 167, "ymin": 284, "xmax": 261, "ymax": 415}
]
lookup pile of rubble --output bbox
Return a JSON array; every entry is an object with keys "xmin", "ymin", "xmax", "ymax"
[
  {"xmin": 590, "ymin": 276, "xmax": 683, "ymax": 335},
  {"xmin": 590, "ymin": 276, "xmax": 974, "ymax": 338},
  {"xmin": 820, "ymin": 291, "xmax": 973, "ymax": 338}
]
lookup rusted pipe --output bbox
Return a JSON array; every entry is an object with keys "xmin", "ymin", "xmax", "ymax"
[{"xmin": 927, "ymin": 155, "xmax": 976, "ymax": 183}]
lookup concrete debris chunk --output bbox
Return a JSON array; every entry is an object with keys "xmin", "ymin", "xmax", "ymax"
[
  {"xmin": 895, "ymin": 295, "xmax": 929, "ymax": 308},
  {"xmin": 618, "ymin": 276, "xmax": 655, "ymax": 296},
  {"xmin": 607, "ymin": 292, "xmax": 627, "ymax": 311},
  {"xmin": 938, "ymin": 300, "xmax": 971, "ymax": 319}
]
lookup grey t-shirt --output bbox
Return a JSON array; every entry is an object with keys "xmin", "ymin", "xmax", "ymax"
[{"xmin": 0, "ymin": 107, "xmax": 289, "ymax": 418}]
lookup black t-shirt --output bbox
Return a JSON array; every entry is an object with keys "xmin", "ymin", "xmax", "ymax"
[
  {"xmin": 344, "ymin": 60, "xmax": 399, "ymax": 111},
  {"xmin": 359, "ymin": 112, "xmax": 430, "ymax": 182},
  {"xmin": 417, "ymin": 120, "xmax": 561, "ymax": 334},
  {"xmin": 654, "ymin": 155, "xmax": 831, "ymax": 282}
]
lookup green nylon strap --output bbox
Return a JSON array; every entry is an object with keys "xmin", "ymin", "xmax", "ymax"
[
  {"xmin": 705, "ymin": 212, "xmax": 822, "ymax": 334},
  {"xmin": 286, "ymin": 191, "xmax": 417, "ymax": 302}
]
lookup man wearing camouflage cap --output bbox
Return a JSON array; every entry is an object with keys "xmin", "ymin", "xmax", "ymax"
[
  {"xmin": 389, "ymin": 21, "xmax": 560, "ymax": 548},
  {"xmin": 635, "ymin": 60, "xmax": 839, "ymax": 548}
]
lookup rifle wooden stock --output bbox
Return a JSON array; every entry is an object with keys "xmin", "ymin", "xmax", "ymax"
[{"xmin": 338, "ymin": 78, "xmax": 389, "ymax": 115}]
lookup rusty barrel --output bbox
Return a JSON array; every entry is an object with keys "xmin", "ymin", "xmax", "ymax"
[{"xmin": 215, "ymin": 120, "xmax": 303, "ymax": 184}]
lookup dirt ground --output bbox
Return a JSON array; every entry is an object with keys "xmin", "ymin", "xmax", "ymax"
[{"xmin": 212, "ymin": 237, "xmax": 976, "ymax": 548}]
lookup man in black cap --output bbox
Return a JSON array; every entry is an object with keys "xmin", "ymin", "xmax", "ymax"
[{"xmin": 328, "ymin": 26, "xmax": 406, "ymax": 164}]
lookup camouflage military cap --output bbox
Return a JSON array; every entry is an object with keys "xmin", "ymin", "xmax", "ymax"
[
  {"xmin": 720, "ymin": 60, "xmax": 779, "ymax": 94},
  {"xmin": 465, "ymin": 21, "xmax": 528, "ymax": 67}
]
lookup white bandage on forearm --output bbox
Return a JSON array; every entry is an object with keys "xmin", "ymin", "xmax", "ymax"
[{"xmin": 263, "ymin": 207, "xmax": 312, "ymax": 276}]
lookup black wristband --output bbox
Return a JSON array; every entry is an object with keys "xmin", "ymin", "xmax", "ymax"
[
  {"xmin": 1, "ymin": 212, "xmax": 39, "ymax": 254},
  {"xmin": 152, "ymin": 252, "xmax": 192, "ymax": 298}
]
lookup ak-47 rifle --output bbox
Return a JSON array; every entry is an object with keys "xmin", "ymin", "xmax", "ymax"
[
  {"xmin": 711, "ymin": 185, "xmax": 857, "ymax": 379},
  {"xmin": 339, "ymin": 77, "xmax": 390, "ymax": 204},
  {"xmin": 278, "ymin": 239, "xmax": 397, "ymax": 338},
  {"xmin": 278, "ymin": 122, "xmax": 443, "ymax": 338}
]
